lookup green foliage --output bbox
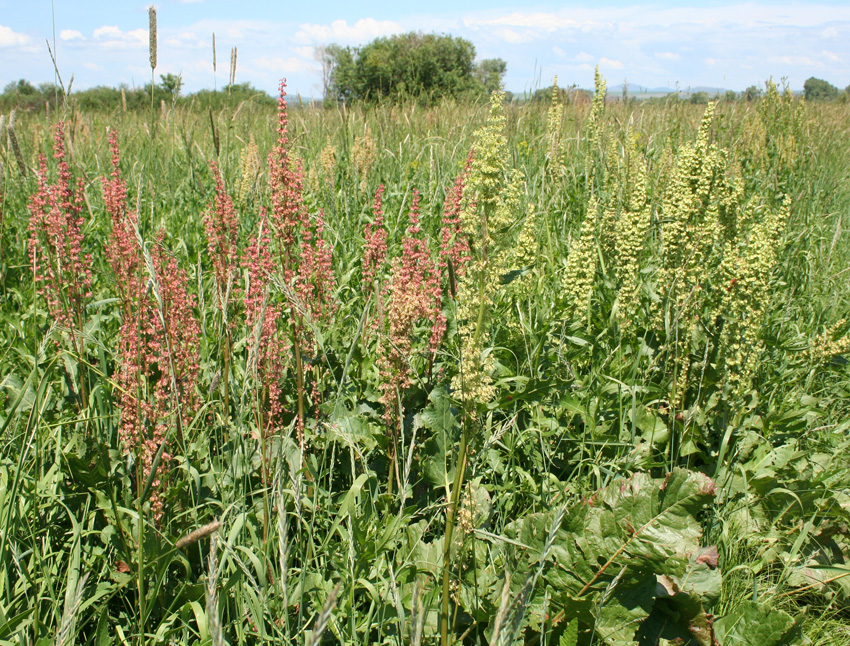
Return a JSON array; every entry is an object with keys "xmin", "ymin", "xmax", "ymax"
[
  {"xmin": 159, "ymin": 73, "xmax": 184, "ymax": 98},
  {"xmin": 0, "ymin": 78, "xmax": 273, "ymax": 112},
  {"xmin": 0, "ymin": 74, "xmax": 848, "ymax": 645},
  {"xmin": 804, "ymin": 77, "xmax": 840, "ymax": 101},
  {"xmin": 324, "ymin": 32, "xmax": 505, "ymax": 103}
]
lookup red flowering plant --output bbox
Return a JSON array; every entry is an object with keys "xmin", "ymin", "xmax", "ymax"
[
  {"xmin": 376, "ymin": 189, "xmax": 445, "ymax": 492},
  {"xmin": 204, "ymin": 161, "xmax": 240, "ymax": 415},
  {"xmin": 27, "ymin": 121, "xmax": 92, "ymax": 407},
  {"xmin": 243, "ymin": 209, "xmax": 287, "ymax": 484},
  {"xmin": 104, "ymin": 131, "xmax": 200, "ymax": 520},
  {"xmin": 248, "ymin": 79, "xmax": 337, "ymax": 454}
]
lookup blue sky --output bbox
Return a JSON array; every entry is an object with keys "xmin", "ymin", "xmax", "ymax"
[{"xmin": 1, "ymin": 1, "xmax": 848, "ymax": 96}]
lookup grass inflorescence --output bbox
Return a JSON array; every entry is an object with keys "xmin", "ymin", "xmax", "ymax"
[{"xmin": 0, "ymin": 75, "xmax": 849, "ymax": 645}]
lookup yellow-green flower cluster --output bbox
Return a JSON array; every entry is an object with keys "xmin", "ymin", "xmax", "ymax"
[
  {"xmin": 503, "ymin": 204, "xmax": 541, "ymax": 303},
  {"xmin": 756, "ymin": 79, "xmax": 805, "ymax": 173},
  {"xmin": 236, "ymin": 137, "xmax": 260, "ymax": 203},
  {"xmin": 319, "ymin": 136, "xmax": 336, "ymax": 187},
  {"xmin": 546, "ymin": 76, "xmax": 564, "ymax": 167},
  {"xmin": 611, "ymin": 133, "xmax": 652, "ymax": 330},
  {"xmin": 586, "ymin": 68, "xmax": 606, "ymax": 146},
  {"xmin": 353, "ymin": 124, "xmax": 376, "ymax": 191},
  {"xmin": 658, "ymin": 102, "xmax": 726, "ymax": 326},
  {"xmin": 451, "ymin": 90, "xmax": 525, "ymax": 408},
  {"xmin": 718, "ymin": 196, "xmax": 790, "ymax": 392},
  {"xmin": 562, "ymin": 194, "xmax": 600, "ymax": 325},
  {"xmin": 807, "ymin": 320, "xmax": 850, "ymax": 364}
]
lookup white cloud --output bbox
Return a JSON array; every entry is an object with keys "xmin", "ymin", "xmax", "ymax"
[
  {"xmin": 821, "ymin": 50, "xmax": 841, "ymax": 63},
  {"xmin": 0, "ymin": 24, "xmax": 30, "ymax": 48},
  {"xmin": 771, "ymin": 55, "xmax": 819, "ymax": 67},
  {"xmin": 165, "ymin": 32, "xmax": 205, "ymax": 49},
  {"xmin": 253, "ymin": 56, "xmax": 314, "ymax": 75},
  {"xmin": 599, "ymin": 57, "xmax": 624, "ymax": 70},
  {"xmin": 295, "ymin": 18, "xmax": 403, "ymax": 45},
  {"xmin": 493, "ymin": 28, "xmax": 530, "ymax": 44},
  {"xmin": 93, "ymin": 25, "xmax": 147, "ymax": 49},
  {"xmin": 575, "ymin": 51, "xmax": 594, "ymax": 63},
  {"xmin": 60, "ymin": 29, "xmax": 85, "ymax": 42},
  {"xmin": 655, "ymin": 52, "xmax": 680, "ymax": 61}
]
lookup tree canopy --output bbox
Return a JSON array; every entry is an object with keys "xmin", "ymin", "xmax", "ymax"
[
  {"xmin": 321, "ymin": 32, "xmax": 506, "ymax": 104},
  {"xmin": 803, "ymin": 77, "xmax": 839, "ymax": 101}
]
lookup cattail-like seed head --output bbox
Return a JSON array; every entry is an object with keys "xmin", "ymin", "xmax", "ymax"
[
  {"xmin": 229, "ymin": 47, "xmax": 237, "ymax": 86},
  {"xmin": 212, "ymin": 33, "xmax": 216, "ymax": 73},
  {"xmin": 175, "ymin": 519, "xmax": 222, "ymax": 549},
  {"xmin": 7, "ymin": 111, "xmax": 26, "ymax": 178},
  {"xmin": 148, "ymin": 6, "xmax": 157, "ymax": 71}
]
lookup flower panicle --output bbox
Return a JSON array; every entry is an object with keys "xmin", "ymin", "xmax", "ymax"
[
  {"xmin": 28, "ymin": 121, "xmax": 92, "ymax": 334},
  {"xmin": 268, "ymin": 78, "xmax": 309, "ymax": 269},
  {"xmin": 378, "ymin": 188, "xmax": 444, "ymax": 431},
  {"xmin": 103, "ymin": 131, "xmax": 141, "ymax": 304},
  {"xmin": 363, "ymin": 184, "xmax": 388, "ymax": 290},
  {"xmin": 440, "ymin": 153, "xmax": 473, "ymax": 300},
  {"xmin": 298, "ymin": 209, "xmax": 336, "ymax": 322},
  {"xmin": 205, "ymin": 160, "xmax": 240, "ymax": 311},
  {"xmin": 242, "ymin": 210, "xmax": 286, "ymax": 444}
]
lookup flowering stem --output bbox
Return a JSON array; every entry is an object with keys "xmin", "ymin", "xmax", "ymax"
[
  {"xmin": 441, "ymin": 421, "xmax": 470, "ymax": 646},
  {"xmin": 222, "ymin": 327, "xmax": 232, "ymax": 417},
  {"xmin": 292, "ymin": 315, "xmax": 307, "ymax": 454}
]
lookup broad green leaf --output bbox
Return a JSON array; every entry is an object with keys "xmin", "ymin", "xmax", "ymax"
[
  {"xmin": 714, "ymin": 601, "xmax": 798, "ymax": 646},
  {"xmin": 559, "ymin": 618, "xmax": 578, "ymax": 646}
]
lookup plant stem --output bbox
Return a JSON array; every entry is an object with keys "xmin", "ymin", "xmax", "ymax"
[{"xmin": 441, "ymin": 420, "xmax": 470, "ymax": 646}]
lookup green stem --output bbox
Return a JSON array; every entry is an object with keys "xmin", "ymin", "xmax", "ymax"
[{"xmin": 441, "ymin": 422, "xmax": 470, "ymax": 646}]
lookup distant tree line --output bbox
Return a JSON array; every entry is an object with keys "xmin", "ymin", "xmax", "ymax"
[{"xmin": 0, "ymin": 76, "xmax": 276, "ymax": 113}]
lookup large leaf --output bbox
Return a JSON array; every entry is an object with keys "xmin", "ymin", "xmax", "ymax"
[
  {"xmin": 714, "ymin": 601, "xmax": 800, "ymax": 646},
  {"xmin": 495, "ymin": 469, "xmax": 716, "ymax": 644}
]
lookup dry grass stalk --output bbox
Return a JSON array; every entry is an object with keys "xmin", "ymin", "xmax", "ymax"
[
  {"xmin": 55, "ymin": 572, "xmax": 89, "ymax": 646},
  {"xmin": 148, "ymin": 6, "xmax": 157, "ymax": 71},
  {"xmin": 175, "ymin": 519, "xmax": 222, "ymax": 549},
  {"xmin": 7, "ymin": 111, "xmax": 27, "ymax": 178},
  {"xmin": 308, "ymin": 584, "xmax": 340, "ymax": 646},
  {"xmin": 205, "ymin": 534, "xmax": 224, "ymax": 646}
]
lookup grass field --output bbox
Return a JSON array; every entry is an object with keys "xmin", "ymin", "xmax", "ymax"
[{"xmin": 1, "ymin": 76, "xmax": 849, "ymax": 645}]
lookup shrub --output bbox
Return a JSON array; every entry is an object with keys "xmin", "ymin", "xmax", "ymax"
[
  {"xmin": 323, "ymin": 32, "xmax": 506, "ymax": 104},
  {"xmin": 803, "ymin": 76, "xmax": 839, "ymax": 101}
]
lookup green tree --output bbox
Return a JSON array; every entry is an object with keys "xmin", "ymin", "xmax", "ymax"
[
  {"xmin": 159, "ymin": 73, "xmax": 184, "ymax": 98},
  {"xmin": 744, "ymin": 85, "xmax": 762, "ymax": 101},
  {"xmin": 3, "ymin": 79, "xmax": 38, "ymax": 96},
  {"xmin": 324, "ymin": 32, "xmax": 504, "ymax": 104},
  {"xmin": 474, "ymin": 58, "xmax": 507, "ymax": 95},
  {"xmin": 803, "ymin": 77, "xmax": 839, "ymax": 101}
]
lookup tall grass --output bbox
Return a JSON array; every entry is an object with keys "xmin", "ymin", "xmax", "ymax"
[{"xmin": 0, "ymin": 82, "xmax": 849, "ymax": 645}]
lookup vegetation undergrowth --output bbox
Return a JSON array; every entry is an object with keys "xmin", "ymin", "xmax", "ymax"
[{"xmin": 0, "ymin": 73, "xmax": 849, "ymax": 645}]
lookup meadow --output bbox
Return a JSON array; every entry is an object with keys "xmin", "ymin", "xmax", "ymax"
[{"xmin": 0, "ymin": 75, "xmax": 849, "ymax": 645}]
